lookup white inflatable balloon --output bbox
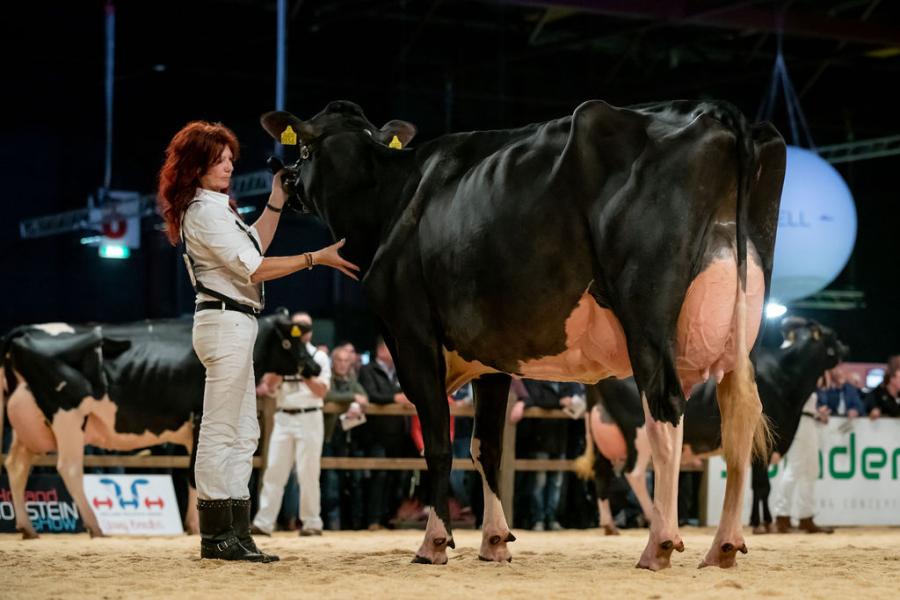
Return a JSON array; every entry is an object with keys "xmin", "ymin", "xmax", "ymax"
[{"xmin": 769, "ymin": 146, "xmax": 857, "ymax": 303}]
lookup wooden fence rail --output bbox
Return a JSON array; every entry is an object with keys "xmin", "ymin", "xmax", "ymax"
[{"xmin": 3, "ymin": 396, "xmax": 706, "ymax": 524}]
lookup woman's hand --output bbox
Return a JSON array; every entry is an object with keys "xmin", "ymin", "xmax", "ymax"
[
  {"xmin": 313, "ymin": 239, "xmax": 361, "ymax": 280},
  {"xmin": 269, "ymin": 170, "xmax": 287, "ymax": 209}
]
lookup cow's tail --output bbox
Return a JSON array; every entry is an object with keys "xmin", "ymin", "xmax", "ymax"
[
  {"xmin": 714, "ymin": 103, "xmax": 772, "ymax": 465},
  {"xmin": 1, "ymin": 328, "xmax": 26, "ymax": 403}
]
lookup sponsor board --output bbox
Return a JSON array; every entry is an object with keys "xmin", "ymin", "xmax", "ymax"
[
  {"xmin": 706, "ymin": 417, "xmax": 900, "ymax": 526},
  {"xmin": 84, "ymin": 474, "xmax": 183, "ymax": 535},
  {"xmin": 0, "ymin": 474, "xmax": 85, "ymax": 533}
]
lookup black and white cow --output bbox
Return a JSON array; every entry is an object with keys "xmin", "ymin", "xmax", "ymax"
[
  {"xmin": 580, "ymin": 318, "xmax": 847, "ymax": 534},
  {"xmin": 260, "ymin": 98, "xmax": 785, "ymax": 569},
  {"xmin": 1, "ymin": 313, "xmax": 310, "ymax": 539}
]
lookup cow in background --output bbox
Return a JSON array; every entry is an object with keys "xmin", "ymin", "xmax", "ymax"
[
  {"xmin": 2, "ymin": 312, "xmax": 308, "ymax": 539},
  {"xmin": 578, "ymin": 318, "xmax": 846, "ymax": 534}
]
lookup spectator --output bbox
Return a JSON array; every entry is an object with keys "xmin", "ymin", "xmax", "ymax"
[
  {"xmin": 357, "ymin": 337, "xmax": 411, "ymax": 530},
  {"xmin": 816, "ymin": 366, "xmax": 863, "ymax": 419},
  {"xmin": 771, "ymin": 391, "xmax": 833, "ymax": 534},
  {"xmin": 865, "ymin": 362, "xmax": 900, "ymax": 419},
  {"xmin": 517, "ymin": 379, "xmax": 583, "ymax": 531},
  {"xmin": 252, "ymin": 312, "xmax": 331, "ymax": 537},
  {"xmin": 320, "ymin": 345, "xmax": 369, "ymax": 530}
]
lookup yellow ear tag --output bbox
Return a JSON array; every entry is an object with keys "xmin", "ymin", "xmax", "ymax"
[
  {"xmin": 280, "ymin": 125, "xmax": 298, "ymax": 146},
  {"xmin": 388, "ymin": 135, "xmax": 402, "ymax": 149},
  {"xmin": 290, "ymin": 325, "xmax": 301, "ymax": 337}
]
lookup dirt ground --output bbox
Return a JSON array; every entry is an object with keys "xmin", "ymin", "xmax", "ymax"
[{"xmin": 0, "ymin": 527, "xmax": 897, "ymax": 599}]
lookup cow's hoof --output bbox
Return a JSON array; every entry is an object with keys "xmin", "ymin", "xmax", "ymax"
[
  {"xmin": 603, "ymin": 524, "xmax": 621, "ymax": 536},
  {"xmin": 478, "ymin": 531, "xmax": 515, "ymax": 562},
  {"xmin": 412, "ymin": 536, "xmax": 453, "ymax": 565},
  {"xmin": 699, "ymin": 541, "xmax": 747, "ymax": 569},
  {"xmin": 17, "ymin": 527, "xmax": 39, "ymax": 540},
  {"xmin": 636, "ymin": 539, "xmax": 684, "ymax": 571}
]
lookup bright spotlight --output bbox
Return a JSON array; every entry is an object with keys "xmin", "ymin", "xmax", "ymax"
[{"xmin": 766, "ymin": 302, "xmax": 787, "ymax": 319}]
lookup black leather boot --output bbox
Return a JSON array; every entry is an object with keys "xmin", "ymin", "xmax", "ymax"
[
  {"xmin": 198, "ymin": 498, "xmax": 268, "ymax": 562},
  {"xmin": 231, "ymin": 498, "xmax": 279, "ymax": 562}
]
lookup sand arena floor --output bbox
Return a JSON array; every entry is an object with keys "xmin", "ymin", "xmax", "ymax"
[{"xmin": 0, "ymin": 527, "xmax": 897, "ymax": 599}]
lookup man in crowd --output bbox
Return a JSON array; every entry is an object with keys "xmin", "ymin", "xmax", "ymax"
[
  {"xmin": 513, "ymin": 379, "xmax": 584, "ymax": 531},
  {"xmin": 356, "ymin": 337, "xmax": 411, "ymax": 530},
  {"xmin": 321, "ymin": 344, "xmax": 369, "ymax": 530},
  {"xmin": 866, "ymin": 360, "xmax": 900, "ymax": 419},
  {"xmin": 771, "ymin": 391, "xmax": 834, "ymax": 534},
  {"xmin": 252, "ymin": 312, "xmax": 331, "ymax": 537},
  {"xmin": 817, "ymin": 365, "xmax": 864, "ymax": 420}
]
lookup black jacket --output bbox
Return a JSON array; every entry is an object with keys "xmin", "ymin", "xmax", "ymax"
[
  {"xmin": 356, "ymin": 361, "xmax": 408, "ymax": 447},
  {"xmin": 518, "ymin": 380, "xmax": 582, "ymax": 456},
  {"xmin": 865, "ymin": 384, "xmax": 900, "ymax": 417}
]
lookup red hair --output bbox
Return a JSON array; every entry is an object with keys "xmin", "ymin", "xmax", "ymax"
[{"xmin": 157, "ymin": 121, "xmax": 240, "ymax": 245}]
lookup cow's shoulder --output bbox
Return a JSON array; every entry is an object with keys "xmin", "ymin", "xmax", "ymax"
[{"xmin": 571, "ymin": 100, "xmax": 648, "ymax": 137}]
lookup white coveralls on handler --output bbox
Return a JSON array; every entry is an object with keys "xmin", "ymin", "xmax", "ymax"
[
  {"xmin": 159, "ymin": 120, "xmax": 359, "ymax": 563},
  {"xmin": 252, "ymin": 313, "xmax": 331, "ymax": 536}
]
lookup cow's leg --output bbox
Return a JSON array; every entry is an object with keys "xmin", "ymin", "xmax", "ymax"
[
  {"xmin": 636, "ymin": 395, "xmax": 685, "ymax": 571},
  {"xmin": 185, "ymin": 485, "xmax": 200, "ymax": 535},
  {"xmin": 593, "ymin": 453, "xmax": 619, "ymax": 535},
  {"xmin": 5, "ymin": 434, "xmax": 39, "ymax": 539},
  {"xmin": 702, "ymin": 358, "xmax": 765, "ymax": 568},
  {"xmin": 389, "ymin": 335, "xmax": 453, "ymax": 565},
  {"xmin": 185, "ymin": 415, "xmax": 200, "ymax": 534},
  {"xmin": 51, "ymin": 409, "xmax": 104, "ymax": 537},
  {"xmin": 624, "ymin": 426, "xmax": 654, "ymax": 525},
  {"xmin": 470, "ymin": 374, "xmax": 515, "ymax": 562}
]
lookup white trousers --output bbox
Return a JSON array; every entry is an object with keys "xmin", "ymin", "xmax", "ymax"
[
  {"xmin": 192, "ymin": 310, "xmax": 260, "ymax": 500},
  {"xmin": 253, "ymin": 410, "xmax": 324, "ymax": 532},
  {"xmin": 772, "ymin": 415, "xmax": 819, "ymax": 519}
]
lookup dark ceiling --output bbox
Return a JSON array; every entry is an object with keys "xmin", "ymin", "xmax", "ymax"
[{"xmin": 2, "ymin": 0, "xmax": 899, "ymax": 357}]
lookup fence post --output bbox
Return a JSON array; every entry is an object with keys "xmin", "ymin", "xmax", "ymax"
[{"xmin": 500, "ymin": 390, "xmax": 517, "ymax": 526}]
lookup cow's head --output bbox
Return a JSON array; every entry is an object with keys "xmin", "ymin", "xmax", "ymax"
[
  {"xmin": 259, "ymin": 101, "xmax": 417, "ymax": 216},
  {"xmin": 254, "ymin": 310, "xmax": 318, "ymax": 376},
  {"xmin": 779, "ymin": 317, "xmax": 848, "ymax": 373}
]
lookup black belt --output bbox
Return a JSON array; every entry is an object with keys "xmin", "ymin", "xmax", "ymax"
[
  {"xmin": 196, "ymin": 300, "xmax": 259, "ymax": 316},
  {"xmin": 279, "ymin": 407, "xmax": 321, "ymax": 415}
]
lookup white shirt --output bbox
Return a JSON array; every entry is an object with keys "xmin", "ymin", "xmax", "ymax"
[
  {"xmin": 182, "ymin": 188, "xmax": 264, "ymax": 309},
  {"xmin": 278, "ymin": 343, "xmax": 332, "ymax": 409}
]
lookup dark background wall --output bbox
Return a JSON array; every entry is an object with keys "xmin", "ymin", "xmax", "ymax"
[{"xmin": 2, "ymin": 0, "xmax": 898, "ymax": 357}]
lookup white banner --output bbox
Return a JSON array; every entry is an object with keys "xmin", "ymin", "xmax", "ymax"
[
  {"xmin": 83, "ymin": 474, "xmax": 183, "ymax": 535},
  {"xmin": 705, "ymin": 417, "xmax": 900, "ymax": 526}
]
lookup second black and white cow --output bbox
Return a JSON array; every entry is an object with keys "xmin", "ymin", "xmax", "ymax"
[
  {"xmin": 2, "ymin": 312, "xmax": 310, "ymax": 538},
  {"xmin": 261, "ymin": 98, "xmax": 785, "ymax": 569},
  {"xmin": 580, "ymin": 318, "xmax": 847, "ymax": 534}
]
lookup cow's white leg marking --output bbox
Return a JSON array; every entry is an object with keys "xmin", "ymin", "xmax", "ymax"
[
  {"xmin": 413, "ymin": 510, "xmax": 453, "ymax": 565},
  {"xmin": 636, "ymin": 394, "xmax": 684, "ymax": 571},
  {"xmin": 471, "ymin": 438, "xmax": 515, "ymax": 561},
  {"xmin": 51, "ymin": 408, "xmax": 104, "ymax": 538},
  {"xmin": 5, "ymin": 433, "xmax": 39, "ymax": 539},
  {"xmin": 625, "ymin": 425, "xmax": 655, "ymax": 524}
]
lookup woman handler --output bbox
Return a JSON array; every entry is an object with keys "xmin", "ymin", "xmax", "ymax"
[{"xmin": 158, "ymin": 121, "xmax": 358, "ymax": 561}]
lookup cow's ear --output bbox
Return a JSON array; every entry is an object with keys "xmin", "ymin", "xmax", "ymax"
[
  {"xmin": 378, "ymin": 119, "xmax": 417, "ymax": 148},
  {"xmin": 260, "ymin": 111, "xmax": 319, "ymax": 145}
]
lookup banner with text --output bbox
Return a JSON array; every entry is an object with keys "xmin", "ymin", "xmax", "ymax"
[
  {"xmin": 0, "ymin": 474, "xmax": 84, "ymax": 534},
  {"xmin": 84, "ymin": 474, "xmax": 183, "ymax": 535},
  {"xmin": 706, "ymin": 417, "xmax": 900, "ymax": 526}
]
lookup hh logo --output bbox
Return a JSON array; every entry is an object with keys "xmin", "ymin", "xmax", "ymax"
[{"xmin": 92, "ymin": 478, "xmax": 165, "ymax": 511}]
